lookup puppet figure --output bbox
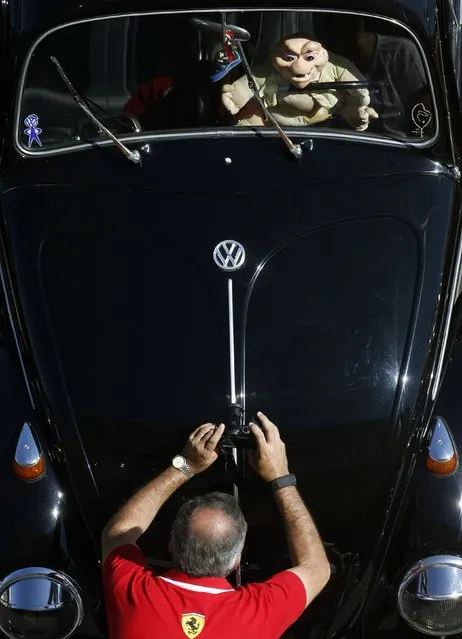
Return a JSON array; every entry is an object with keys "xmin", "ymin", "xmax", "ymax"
[{"xmin": 222, "ymin": 34, "xmax": 379, "ymax": 131}]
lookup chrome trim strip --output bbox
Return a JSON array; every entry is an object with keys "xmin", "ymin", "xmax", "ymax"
[
  {"xmin": 226, "ymin": 277, "xmax": 241, "ymax": 587},
  {"xmin": 13, "ymin": 8, "xmax": 439, "ymax": 157},
  {"xmin": 428, "ymin": 416, "xmax": 457, "ymax": 463},
  {"xmin": 0, "ymin": 567, "xmax": 83, "ymax": 639},
  {"xmin": 231, "ymin": 441, "xmax": 240, "ymax": 588},
  {"xmin": 227, "ymin": 278, "xmax": 236, "ymax": 405},
  {"xmin": 13, "ymin": 125, "xmax": 437, "ymax": 161},
  {"xmin": 0, "ymin": 262, "xmax": 35, "ymax": 408},
  {"xmin": 14, "ymin": 422, "xmax": 41, "ymax": 466}
]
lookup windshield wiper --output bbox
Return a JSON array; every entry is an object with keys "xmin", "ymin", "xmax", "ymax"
[
  {"xmin": 233, "ymin": 39, "xmax": 303, "ymax": 159},
  {"xmin": 50, "ymin": 56, "xmax": 141, "ymax": 165},
  {"xmin": 279, "ymin": 81, "xmax": 388, "ymax": 93},
  {"xmin": 191, "ymin": 17, "xmax": 303, "ymax": 160}
]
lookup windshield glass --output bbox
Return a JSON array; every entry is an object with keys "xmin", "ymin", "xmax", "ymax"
[{"xmin": 18, "ymin": 10, "xmax": 436, "ymax": 152}]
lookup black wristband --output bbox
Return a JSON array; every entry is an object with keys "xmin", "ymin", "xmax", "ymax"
[{"xmin": 269, "ymin": 473, "xmax": 297, "ymax": 491}]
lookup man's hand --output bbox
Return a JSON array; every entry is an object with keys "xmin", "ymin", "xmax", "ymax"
[
  {"xmin": 101, "ymin": 422, "xmax": 225, "ymax": 561},
  {"xmin": 248, "ymin": 412, "xmax": 290, "ymax": 482},
  {"xmin": 182, "ymin": 423, "xmax": 225, "ymax": 474}
]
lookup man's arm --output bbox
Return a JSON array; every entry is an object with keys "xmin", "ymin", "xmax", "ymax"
[
  {"xmin": 101, "ymin": 422, "xmax": 225, "ymax": 562},
  {"xmin": 274, "ymin": 486, "xmax": 331, "ymax": 606},
  {"xmin": 101, "ymin": 467, "xmax": 187, "ymax": 563},
  {"xmin": 249, "ymin": 413, "xmax": 331, "ymax": 608}
]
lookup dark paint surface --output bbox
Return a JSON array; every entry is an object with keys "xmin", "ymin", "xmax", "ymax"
[
  {"xmin": 0, "ymin": 1, "xmax": 460, "ymax": 634},
  {"xmin": 15, "ymin": 0, "xmax": 437, "ymax": 42},
  {"xmin": 1, "ymin": 134, "xmax": 456, "ymax": 635}
]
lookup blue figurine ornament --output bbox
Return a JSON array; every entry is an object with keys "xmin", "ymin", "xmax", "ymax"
[{"xmin": 24, "ymin": 114, "xmax": 43, "ymax": 147}]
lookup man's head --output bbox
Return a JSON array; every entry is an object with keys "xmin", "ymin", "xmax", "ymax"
[{"xmin": 170, "ymin": 492, "xmax": 247, "ymax": 578}]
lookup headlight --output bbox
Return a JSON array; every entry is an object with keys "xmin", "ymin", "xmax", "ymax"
[
  {"xmin": 0, "ymin": 567, "xmax": 83, "ymax": 639},
  {"xmin": 398, "ymin": 555, "xmax": 462, "ymax": 636}
]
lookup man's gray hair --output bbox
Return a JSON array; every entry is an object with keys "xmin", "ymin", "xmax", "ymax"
[{"xmin": 170, "ymin": 492, "xmax": 247, "ymax": 578}]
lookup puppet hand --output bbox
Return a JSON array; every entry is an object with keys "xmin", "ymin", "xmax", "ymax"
[
  {"xmin": 355, "ymin": 105, "xmax": 379, "ymax": 132},
  {"xmin": 182, "ymin": 423, "xmax": 225, "ymax": 474},
  {"xmin": 282, "ymin": 92, "xmax": 316, "ymax": 113},
  {"xmin": 342, "ymin": 102, "xmax": 379, "ymax": 132},
  {"xmin": 222, "ymin": 86, "xmax": 241, "ymax": 114},
  {"xmin": 222, "ymin": 78, "xmax": 253, "ymax": 115}
]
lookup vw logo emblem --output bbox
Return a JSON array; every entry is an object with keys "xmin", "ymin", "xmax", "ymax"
[{"xmin": 213, "ymin": 240, "xmax": 246, "ymax": 272}]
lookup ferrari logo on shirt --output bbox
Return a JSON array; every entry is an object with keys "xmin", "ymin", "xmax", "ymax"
[{"xmin": 181, "ymin": 613, "xmax": 206, "ymax": 637}]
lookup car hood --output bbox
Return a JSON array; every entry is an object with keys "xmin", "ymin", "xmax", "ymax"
[{"xmin": 1, "ymin": 144, "xmax": 455, "ymax": 634}]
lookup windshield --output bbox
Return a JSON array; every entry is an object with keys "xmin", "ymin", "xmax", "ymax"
[{"xmin": 18, "ymin": 10, "xmax": 436, "ymax": 153}]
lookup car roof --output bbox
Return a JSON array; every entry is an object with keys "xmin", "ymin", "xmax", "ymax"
[{"xmin": 16, "ymin": 0, "xmax": 436, "ymax": 41}]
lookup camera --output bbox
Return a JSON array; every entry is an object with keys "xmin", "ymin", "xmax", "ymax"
[{"xmin": 220, "ymin": 404, "xmax": 256, "ymax": 450}]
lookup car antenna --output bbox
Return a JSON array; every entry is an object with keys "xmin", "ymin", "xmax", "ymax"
[
  {"xmin": 191, "ymin": 17, "xmax": 302, "ymax": 160},
  {"xmin": 50, "ymin": 56, "xmax": 141, "ymax": 165}
]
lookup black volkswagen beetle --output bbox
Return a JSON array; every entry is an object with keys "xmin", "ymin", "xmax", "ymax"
[{"xmin": 2, "ymin": 0, "xmax": 462, "ymax": 637}]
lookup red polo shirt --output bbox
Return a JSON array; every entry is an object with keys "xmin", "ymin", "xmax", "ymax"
[{"xmin": 103, "ymin": 544, "xmax": 306, "ymax": 639}]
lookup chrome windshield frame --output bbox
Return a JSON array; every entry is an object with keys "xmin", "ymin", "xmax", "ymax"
[{"xmin": 13, "ymin": 7, "xmax": 441, "ymax": 158}]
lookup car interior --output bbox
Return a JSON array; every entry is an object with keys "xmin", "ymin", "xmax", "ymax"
[{"xmin": 20, "ymin": 10, "xmax": 433, "ymax": 148}]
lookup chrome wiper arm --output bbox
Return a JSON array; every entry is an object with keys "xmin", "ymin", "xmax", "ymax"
[
  {"xmin": 50, "ymin": 56, "xmax": 141, "ymax": 165},
  {"xmin": 234, "ymin": 40, "xmax": 302, "ymax": 160}
]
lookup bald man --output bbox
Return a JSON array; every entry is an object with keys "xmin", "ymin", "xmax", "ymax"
[{"xmin": 102, "ymin": 413, "xmax": 330, "ymax": 639}]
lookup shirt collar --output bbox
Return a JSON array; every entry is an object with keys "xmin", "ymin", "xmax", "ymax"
[{"xmin": 161, "ymin": 569, "xmax": 235, "ymax": 593}]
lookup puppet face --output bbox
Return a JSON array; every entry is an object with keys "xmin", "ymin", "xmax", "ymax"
[{"xmin": 272, "ymin": 37, "xmax": 329, "ymax": 88}]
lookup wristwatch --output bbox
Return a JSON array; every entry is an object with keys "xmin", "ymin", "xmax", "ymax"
[
  {"xmin": 171, "ymin": 455, "xmax": 195, "ymax": 479},
  {"xmin": 269, "ymin": 473, "xmax": 297, "ymax": 491}
]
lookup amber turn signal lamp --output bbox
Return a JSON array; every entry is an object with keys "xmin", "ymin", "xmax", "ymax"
[
  {"xmin": 425, "ymin": 455, "xmax": 458, "ymax": 476},
  {"xmin": 12, "ymin": 422, "xmax": 46, "ymax": 482},
  {"xmin": 426, "ymin": 417, "xmax": 458, "ymax": 477},
  {"xmin": 12, "ymin": 456, "xmax": 46, "ymax": 481}
]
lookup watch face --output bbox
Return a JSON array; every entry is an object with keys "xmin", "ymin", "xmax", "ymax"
[{"xmin": 172, "ymin": 455, "xmax": 185, "ymax": 470}]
